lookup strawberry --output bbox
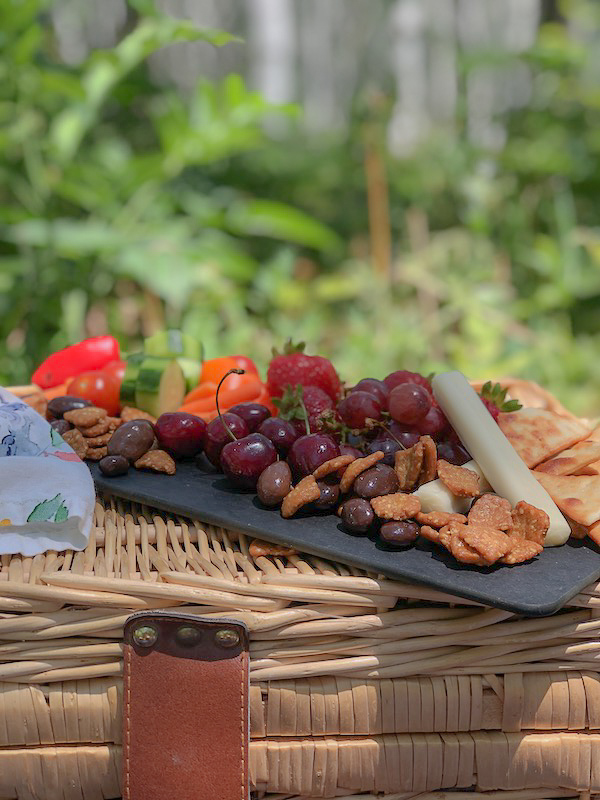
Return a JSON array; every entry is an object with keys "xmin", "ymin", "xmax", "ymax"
[
  {"xmin": 479, "ymin": 381, "xmax": 522, "ymax": 422},
  {"xmin": 274, "ymin": 384, "xmax": 334, "ymax": 435},
  {"xmin": 267, "ymin": 341, "xmax": 341, "ymax": 402}
]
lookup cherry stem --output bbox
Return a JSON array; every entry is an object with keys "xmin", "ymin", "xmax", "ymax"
[
  {"xmin": 216, "ymin": 368, "xmax": 245, "ymax": 442},
  {"xmin": 376, "ymin": 419, "xmax": 407, "ymax": 450}
]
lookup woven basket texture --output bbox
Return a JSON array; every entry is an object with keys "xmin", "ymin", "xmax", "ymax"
[{"xmin": 1, "ymin": 378, "xmax": 599, "ymax": 799}]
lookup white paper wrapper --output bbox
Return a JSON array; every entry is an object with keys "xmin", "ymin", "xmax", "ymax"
[{"xmin": 0, "ymin": 387, "xmax": 95, "ymax": 556}]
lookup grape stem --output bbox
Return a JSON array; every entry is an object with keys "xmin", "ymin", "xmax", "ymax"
[
  {"xmin": 216, "ymin": 368, "xmax": 245, "ymax": 442},
  {"xmin": 375, "ymin": 419, "xmax": 407, "ymax": 450}
]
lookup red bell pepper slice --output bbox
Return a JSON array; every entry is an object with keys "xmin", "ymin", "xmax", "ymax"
[{"xmin": 32, "ymin": 335, "xmax": 120, "ymax": 389}]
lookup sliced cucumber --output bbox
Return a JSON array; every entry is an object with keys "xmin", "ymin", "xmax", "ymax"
[
  {"xmin": 143, "ymin": 329, "xmax": 202, "ymax": 361},
  {"xmin": 178, "ymin": 358, "xmax": 202, "ymax": 393},
  {"xmin": 120, "ymin": 353, "xmax": 145, "ymax": 407},
  {"xmin": 135, "ymin": 357, "xmax": 186, "ymax": 417}
]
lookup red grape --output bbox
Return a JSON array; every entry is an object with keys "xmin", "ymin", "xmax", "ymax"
[
  {"xmin": 414, "ymin": 406, "xmax": 448, "ymax": 438},
  {"xmin": 350, "ymin": 379, "xmax": 389, "ymax": 408},
  {"xmin": 388, "ymin": 384, "xmax": 432, "ymax": 424},
  {"xmin": 384, "ymin": 370, "xmax": 433, "ymax": 395},
  {"xmin": 337, "ymin": 391, "xmax": 382, "ymax": 429},
  {"xmin": 436, "ymin": 439, "xmax": 471, "ymax": 466}
]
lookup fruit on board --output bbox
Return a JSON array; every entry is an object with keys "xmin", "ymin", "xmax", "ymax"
[
  {"xmin": 388, "ymin": 383, "xmax": 432, "ymax": 424},
  {"xmin": 155, "ymin": 412, "xmax": 207, "ymax": 459},
  {"xmin": 204, "ymin": 412, "xmax": 249, "ymax": 468},
  {"xmin": 32, "ymin": 335, "xmax": 120, "ymax": 389},
  {"xmin": 221, "ymin": 432, "xmax": 277, "ymax": 490},
  {"xmin": 337, "ymin": 391, "xmax": 383, "ymax": 429},
  {"xmin": 257, "ymin": 416, "xmax": 298, "ymax": 457},
  {"xmin": 134, "ymin": 356, "xmax": 186, "ymax": 418},
  {"xmin": 383, "ymin": 370, "xmax": 433, "ymax": 395},
  {"xmin": 267, "ymin": 340, "xmax": 341, "ymax": 402},
  {"xmin": 287, "ymin": 433, "xmax": 340, "ymax": 477},
  {"xmin": 349, "ymin": 378, "xmax": 389, "ymax": 409},
  {"xmin": 274, "ymin": 384, "xmax": 334, "ymax": 435},
  {"xmin": 479, "ymin": 381, "xmax": 522, "ymax": 421},
  {"xmin": 67, "ymin": 371, "xmax": 122, "ymax": 416},
  {"xmin": 227, "ymin": 403, "xmax": 272, "ymax": 433}
]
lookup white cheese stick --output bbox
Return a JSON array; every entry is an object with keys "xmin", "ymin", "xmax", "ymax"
[
  {"xmin": 414, "ymin": 461, "xmax": 490, "ymax": 514},
  {"xmin": 432, "ymin": 371, "xmax": 571, "ymax": 546}
]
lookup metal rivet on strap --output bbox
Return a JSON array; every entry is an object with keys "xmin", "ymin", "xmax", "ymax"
[
  {"xmin": 214, "ymin": 628, "xmax": 240, "ymax": 648},
  {"xmin": 132, "ymin": 624, "xmax": 158, "ymax": 648}
]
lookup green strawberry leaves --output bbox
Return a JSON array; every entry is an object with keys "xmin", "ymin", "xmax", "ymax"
[
  {"xmin": 270, "ymin": 339, "xmax": 306, "ymax": 359},
  {"xmin": 480, "ymin": 381, "xmax": 522, "ymax": 412},
  {"xmin": 272, "ymin": 384, "xmax": 310, "ymax": 434}
]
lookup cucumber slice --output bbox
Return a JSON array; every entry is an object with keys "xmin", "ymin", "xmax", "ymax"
[
  {"xmin": 135, "ymin": 357, "xmax": 186, "ymax": 417},
  {"xmin": 144, "ymin": 330, "xmax": 202, "ymax": 361},
  {"xmin": 178, "ymin": 358, "xmax": 201, "ymax": 393},
  {"xmin": 120, "ymin": 353, "xmax": 145, "ymax": 407}
]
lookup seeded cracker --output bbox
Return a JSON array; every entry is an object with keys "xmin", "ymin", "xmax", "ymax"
[
  {"xmin": 249, "ymin": 539, "xmax": 298, "ymax": 558},
  {"xmin": 468, "ymin": 494, "xmax": 512, "ymax": 531},
  {"xmin": 64, "ymin": 406, "xmax": 107, "ymax": 428},
  {"xmin": 416, "ymin": 510, "xmax": 467, "ymax": 528},
  {"xmin": 62, "ymin": 428, "xmax": 88, "ymax": 460},
  {"xmin": 313, "ymin": 454, "xmax": 355, "ymax": 479},
  {"xmin": 437, "ymin": 460, "xmax": 480, "ymax": 497},
  {"xmin": 83, "ymin": 431, "xmax": 112, "ymax": 447},
  {"xmin": 447, "ymin": 523, "xmax": 511, "ymax": 566},
  {"xmin": 281, "ymin": 475, "xmax": 321, "ymax": 518},
  {"xmin": 134, "ymin": 449, "xmax": 176, "ymax": 475},
  {"xmin": 121, "ymin": 406, "xmax": 157, "ymax": 424},
  {"xmin": 501, "ymin": 538, "xmax": 543, "ymax": 565},
  {"xmin": 340, "ymin": 451, "xmax": 384, "ymax": 493},
  {"xmin": 85, "ymin": 446, "xmax": 108, "ymax": 461},
  {"xmin": 371, "ymin": 493, "xmax": 421, "ymax": 521},
  {"xmin": 507, "ymin": 500, "xmax": 549, "ymax": 546},
  {"xmin": 419, "ymin": 524, "xmax": 442, "ymax": 544},
  {"xmin": 418, "ymin": 435, "xmax": 437, "ymax": 485},
  {"xmin": 80, "ymin": 418, "xmax": 110, "ymax": 437},
  {"xmin": 107, "ymin": 417, "xmax": 122, "ymax": 431},
  {"xmin": 394, "ymin": 442, "xmax": 424, "ymax": 491}
]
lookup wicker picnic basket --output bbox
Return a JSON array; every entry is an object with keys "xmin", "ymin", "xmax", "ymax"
[{"xmin": 1, "ymin": 379, "xmax": 600, "ymax": 800}]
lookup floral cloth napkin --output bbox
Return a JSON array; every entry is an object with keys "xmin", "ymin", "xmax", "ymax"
[{"xmin": 0, "ymin": 387, "xmax": 95, "ymax": 555}]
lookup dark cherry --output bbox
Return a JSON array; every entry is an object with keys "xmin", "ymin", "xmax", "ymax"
[
  {"xmin": 287, "ymin": 434, "xmax": 340, "ymax": 478},
  {"xmin": 379, "ymin": 520, "xmax": 419, "ymax": 547},
  {"xmin": 220, "ymin": 433, "xmax": 277, "ymax": 489},
  {"xmin": 337, "ymin": 391, "xmax": 382, "ymax": 429},
  {"xmin": 340, "ymin": 497, "xmax": 375, "ymax": 534},
  {"xmin": 227, "ymin": 403, "xmax": 272, "ymax": 433},
  {"xmin": 353, "ymin": 464, "xmax": 399, "ymax": 498},
  {"xmin": 366, "ymin": 437, "xmax": 401, "ymax": 466},
  {"xmin": 313, "ymin": 481, "xmax": 340, "ymax": 511},
  {"xmin": 154, "ymin": 412, "xmax": 207, "ymax": 458},
  {"xmin": 257, "ymin": 417, "xmax": 298, "ymax": 457},
  {"xmin": 257, "ymin": 461, "xmax": 292, "ymax": 506},
  {"xmin": 350, "ymin": 378, "xmax": 389, "ymax": 409},
  {"xmin": 340, "ymin": 444, "xmax": 364, "ymax": 459},
  {"xmin": 204, "ymin": 413, "xmax": 249, "ymax": 469}
]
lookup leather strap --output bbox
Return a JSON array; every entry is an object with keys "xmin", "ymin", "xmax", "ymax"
[{"xmin": 123, "ymin": 612, "xmax": 249, "ymax": 800}]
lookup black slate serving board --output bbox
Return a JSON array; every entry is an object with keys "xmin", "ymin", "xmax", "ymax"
[{"xmin": 90, "ymin": 460, "xmax": 600, "ymax": 616}]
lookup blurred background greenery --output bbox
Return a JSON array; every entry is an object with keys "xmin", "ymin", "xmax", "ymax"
[{"xmin": 1, "ymin": 0, "xmax": 600, "ymax": 413}]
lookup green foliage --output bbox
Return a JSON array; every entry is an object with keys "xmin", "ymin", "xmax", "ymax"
[{"xmin": 2, "ymin": 0, "xmax": 600, "ymax": 417}]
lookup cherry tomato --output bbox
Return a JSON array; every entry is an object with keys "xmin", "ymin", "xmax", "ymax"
[
  {"xmin": 67, "ymin": 371, "xmax": 121, "ymax": 415},
  {"xmin": 101, "ymin": 360, "xmax": 126, "ymax": 382}
]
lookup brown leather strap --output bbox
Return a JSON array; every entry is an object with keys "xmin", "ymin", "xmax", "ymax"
[{"xmin": 123, "ymin": 612, "xmax": 249, "ymax": 800}]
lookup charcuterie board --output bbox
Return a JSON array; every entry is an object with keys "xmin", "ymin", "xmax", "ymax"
[{"xmin": 90, "ymin": 460, "xmax": 600, "ymax": 616}]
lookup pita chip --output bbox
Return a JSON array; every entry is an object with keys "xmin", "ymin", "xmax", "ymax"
[
  {"xmin": 575, "ymin": 459, "xmax": 600, "ymax": 476},
  {"xmin": 534, "ymin": 440, "xmax": 600, "ymax": 476},
  {"xmin": 498, "ymin": 408, "xmax": 591, "ymax": 468},
  {"xmin": 533, "ymin": 472, "xmax": 600, "ymax": 526}
]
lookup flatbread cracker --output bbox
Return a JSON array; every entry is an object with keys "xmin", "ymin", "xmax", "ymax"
[
  {"xmin": 533, "ymin": 472, "xmax": 600, "ymax": 527},
  {"xmin": 534, "ymin": 440, "xmax": 600, "ymax": 476},
  {"xmin": 574, "ymin": 458, "xmax": 600, "ymax": 476},
  {"xmin": 394, "ymin": 442, "xmax": 424, "ymax": 491},
  {"xmin": 498, "ymin": 408, "xmax": 591, "ymax": 468}
]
